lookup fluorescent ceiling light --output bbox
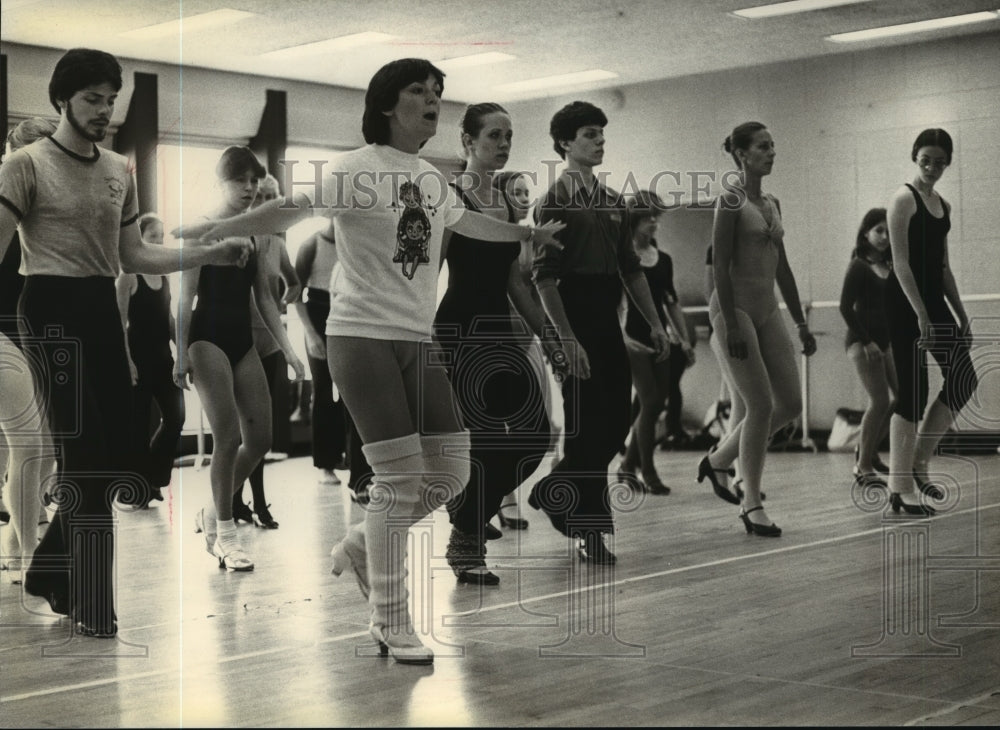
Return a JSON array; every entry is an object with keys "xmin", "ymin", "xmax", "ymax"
[
  {"xmin": 733, "ymin": 0, "xmax": 872, "ymax": 19},
  {"xmin": 437, "ymin": 52, "xmax": 517, "ymax": 71},
  {"xmin": 493, "ymin": 69, "xmax": 618, "ymax": 95},
  {"xmin": 827, "ymin": 9, "xmax": 1000, "ymax": 42},
  {"xmin": 119, "ymin": 9, "xmax": 255, "ymax": 40},
  {"xmin": 261, "ymin": 32, "xmax": 396, "ymax": 59}
]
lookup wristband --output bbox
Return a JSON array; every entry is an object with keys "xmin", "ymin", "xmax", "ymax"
[{"xmin": 523, "ymin": 227, "xmax": 535, "ymax": 245}]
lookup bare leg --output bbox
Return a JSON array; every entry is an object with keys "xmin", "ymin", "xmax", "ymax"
[{"xmin": 848, "ymin": 343, "xmax": 894, "ymax": 474}]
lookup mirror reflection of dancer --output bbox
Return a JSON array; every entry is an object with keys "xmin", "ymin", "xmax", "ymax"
[
  {"xmin": 434, "ymin": 103, "xmax": 554, "ymax": 585},
  {"xmin": 0, "ymin": 49, "xmax": 250, "ymax": 637},
  {"xmin": 838, "ymin": 209, "xmax": 896, "ymax": 489},
  {"xmin": 0, "ymin": 117, "xmax": 57, "ymax": 581},
  {"xmin": 173, "ymin": 59, "xmax": 564, "ymax": 664},
  {"xmin": 884, "ymin": 129, "xmax": 977, "ymax": 516},
  {"xmin": 700, "ymin": 121, "xmax": 816, "ymax": 538},
  {"xmin": 116, "ymin": 213, "xmax": 186, "ymax": 507},
  {"xmin": 175, "ymin": 147, "xmax": 305, "ymax": 573},
  {"xmin": 529, "ymin": 101, "xmax": 670, "ymax": 565}
]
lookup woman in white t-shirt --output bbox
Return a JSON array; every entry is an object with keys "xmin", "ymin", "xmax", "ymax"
[{"xmin": 174, "ymin": 58, "xmax": 564, "ymax": 665}]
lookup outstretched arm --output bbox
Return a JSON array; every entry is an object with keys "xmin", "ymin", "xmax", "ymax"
[
  {"xmin": 449, "ymin": 209, "xmax": 565, "ymax": 249},
  {"xmin": 171, "ymin": 193, "xmax": 317, "ymax": 242},
  {"xmin": 120, "ymin": 222, "xmax": 250, "ymax": 274}
]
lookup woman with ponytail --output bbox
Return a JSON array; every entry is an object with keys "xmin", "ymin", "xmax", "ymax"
[
  {"xmin": 697, "ymin": 121, "xmax": 816, "ymax": 537},
  {"xmin": 434, "ymin": 104, "xmax": 554, "ymax": 586}
]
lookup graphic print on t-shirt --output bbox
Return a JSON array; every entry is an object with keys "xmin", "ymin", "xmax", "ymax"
[
  {"xmin": 105, "ymin": 175, "xmax": 126, "ymax": 206},
  {"xmin": 393, "ymin": 180, "xmax": 432, "ymax": 280}
]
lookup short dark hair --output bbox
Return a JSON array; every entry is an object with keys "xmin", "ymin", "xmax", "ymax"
[
  {"xmin": 48, "ymin": 48, "xmax": 123, "ymax": 113},
  {"xmin": 723, "ymin": 121, "xmax": 767, "ymax": 169},
  {"xmin": 362, "ymin": 59, "xmax": 446, "ymax": 145},
  {"xmin": 853, "ymin": 207, "xmax": 889, "ymax": 263},
  {"xmin": 911, "ymin": 128, "xmax": 953, "ymax": 166},
  {"xmin": 216, "ymin": 145, "xmax": 266, "ymax": 181},
  {"xmin": 549, "ymin": 101, "xmax": 607, "ymax": 159},
  {"xmin": 627, "ymin": 190, "xmax": 665, "ymax": 234}
]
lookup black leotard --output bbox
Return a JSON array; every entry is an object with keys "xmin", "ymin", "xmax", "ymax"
[
  {"xmin": 435, "ymin": 188, "xmax": 520, "ymax": 338},
  {"xmin": 886, "ymin": 183, "xmax": 976, "ymax": 421},
  {"xmin": 625, "ymin": 245, "xmax": 674, "ymax": 348},
  {"xmin": 839, "ymin": 258, "xmax": 890, "ymax": 350},
  {"xmin": 128, "ymin": 275, "xmax": 172, "ymax": 365},
  {"xmin": 189, "ymin": 238, "xmax": 258, "ymax": 367}
]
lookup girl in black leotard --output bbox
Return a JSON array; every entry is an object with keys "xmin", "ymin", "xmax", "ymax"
[
  {"xmin": 434, "ymin": 103, "xmax": 554, "ymax": 585},
  {"xmin": 885, "ymin": 128, "xmax": 978, "ymax": 516},
  {"xmin": 116, "ymin": 213, "xmax": 186, "ymax": 506},
  {"xmin": 839, "ymin": 208, "xmax": 896, "ymax": 488},
  {"xmin": 176, "ymin": 146, "xmax": 304, "ymax": 571},
  {"xmin": 618, "ymin": 190, "xmax": 694, "ymax": 496}
]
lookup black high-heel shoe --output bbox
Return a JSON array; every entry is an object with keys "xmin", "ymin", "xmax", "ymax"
[
  {"xmin": 446, "ymin": 527, "xmax": 500, "ymax": 586},
  {"xmin": 738, "ymin": 506, "xmax": 782, "ymax": 537},
  {"xmin": 77, "ymin": 620, "xmax": 118, "ymax": 638},
  {"xmin": 232, "ymin": 500, "xmax": 255, "ymax": 526},
  {"xmin": 497, "ymin": 503, "xmax": 528, "ymax": 530},
  {"xmin": 577, "ymin": 531, "xmax": 617, "ymax": 564},
  {"xmin": 912, "ymin": 475, "xmax": 944, "ymax": 501},
  {"xmin": 23, "ymin": 572, "xmax": 70, "ymax": 616},
  {"xmin": 732, "ymin": 479, "xmax": 766, "ymax": 502},
  {"xmin": 643, "ymin": 476, "xmax": 671, "ymax": 496},
  {"xmin": 873, "ymin": 455, "xmax": 890, "ymax": 474},
  {"xmin": 252, "ymin": 504, "xmax": 279, "ymax": 529},
  {"xmin": 615, "ymin": 464, "xmax": 643, "ymax": 492},
  {"xmin": 697, "ymin": 455, "xmax": 740, "ymax": 505},
  {"xmin": 852, "ymin": 469, "xmax": 886, "ymax": 489},
  {"xmin": 890, "ymin": 492, "xmax": 936, "ymax": 516},
  {"xmin": 528, "ymin": 485, "xmax": 570, "ymax": 537}
]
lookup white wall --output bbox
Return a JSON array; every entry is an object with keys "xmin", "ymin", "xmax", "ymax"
[
  {"xmin": 498, "ymin": 30, "xmax": 1000, "ymax": 434},
  {"xmin": 2, "ymin": 41, "xmax": 468, "ymax": 158},
  {"xmin": 5, "ymin": 35, "xmax": 997, "ymax": 434}
]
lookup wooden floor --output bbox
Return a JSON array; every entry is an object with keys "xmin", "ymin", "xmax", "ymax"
[{"xmin": 1, "ymin": 446, "xmax": 999, "ymax": 727}]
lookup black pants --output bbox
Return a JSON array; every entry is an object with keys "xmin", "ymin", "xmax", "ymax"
[
  {"xmin": 21, "ymin": 276, "xmax": 135, "ymax": 630},
  {"xmin": 534, "ymin": 275, "xmax": 632, "ymax": 535},
  {"xmin": 305, "ymin": 289, "xmax": 346, "ymax": 469},
  {"xmin": 438, "ymin": 327, "xmax": 552, "ymax": 536},
  {"xmin": 887, "ymin": 294, "xmax": 977, "ymax": 423},
  {"xmin": 664, "ymin": 342, "xmax": 688, "ymax": 436},
  {"xmin": 132, "ymin": 352, "xmax": 185, "ymax": 488}
]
